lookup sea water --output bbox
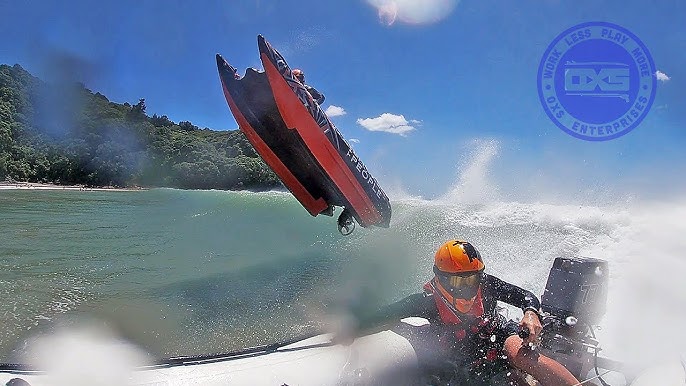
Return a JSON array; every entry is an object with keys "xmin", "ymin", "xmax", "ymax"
[{"xmin": 1, "ymin": 164, "xmax": 685, "ymax": 370}]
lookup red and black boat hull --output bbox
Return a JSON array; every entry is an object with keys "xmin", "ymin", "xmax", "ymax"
[{"xmin": 216, "ymin": 36, "xmax": 391, "ymax": 228}]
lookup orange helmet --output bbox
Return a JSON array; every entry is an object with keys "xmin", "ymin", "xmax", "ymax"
[
  {"xmin": 433, "ymin": 240, "xmax": 485, "ymax": 312},
  {"xmin": 292, "ymin": 68, "xmax": 305, "ymax": 83}
]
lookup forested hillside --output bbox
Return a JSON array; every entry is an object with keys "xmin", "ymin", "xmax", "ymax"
[{"xmin": 0, "ymin": 64, "xmax": 280, "ymax": 189}]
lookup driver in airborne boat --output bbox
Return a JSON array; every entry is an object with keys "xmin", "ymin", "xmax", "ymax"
[
  {"xmin": 354, "ymin": 239, "xmax": 582, "ymax": 386},
  {"xmin": 292, "ymin": 69, "xmax": 326, "ymax": 105}
]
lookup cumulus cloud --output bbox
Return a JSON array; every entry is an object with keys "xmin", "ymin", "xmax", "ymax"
[
  {"xmin": 656, "ymin": 70, "xmax": 670, "ymax": 82},
  {"xmin": 325, "ymin": 105, "xmax": 347, "ymax": 117},
  {"xmin": 356, "ymin": 113, "xmax": 417, "ymax": 136},
  {"xmin": 366, "ymin": 0, "xmax": 458, "ymax": 26},
  {"xmin": 349, "ymin": 138, "xmax": 360, "ymax": 144}
]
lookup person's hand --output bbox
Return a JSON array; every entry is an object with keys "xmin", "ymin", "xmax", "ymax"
[{"xmin": 520, "ymin": 310, "xmax": 542, "ymax": 346}]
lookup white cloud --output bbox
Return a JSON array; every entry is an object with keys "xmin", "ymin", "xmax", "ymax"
[
  {"xmin": 656, "ymin": 70, "xmax": 671, "ymax": 82},
  {"xmin": 366, "ymin": 0, "xmax": 458, "ymax": 26},
  {"xmin": 349, "ymin": 138, "xmax": 360, "ymax": 143},
  {"xmin": 356, "ymin": 113, "xmax": 417, "ymax": 136},
  {"xmin": 325, "ymin": 105, "xmax": 347, "ymax": 117}
]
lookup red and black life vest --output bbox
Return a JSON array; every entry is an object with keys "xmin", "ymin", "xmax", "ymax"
[{"xmin": 423, "ymin": 279, "xmax": 492, "ymax": 341}]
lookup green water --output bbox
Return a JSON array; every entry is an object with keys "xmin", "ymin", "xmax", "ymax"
[{"xmin": 0, "ymin": 189, "xmax": 426, "ymax": 361}]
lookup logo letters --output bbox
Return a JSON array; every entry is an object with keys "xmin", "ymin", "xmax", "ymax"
[{"xmin": 565, "ymin": 67, "xmax": 630, "ymax": 92}]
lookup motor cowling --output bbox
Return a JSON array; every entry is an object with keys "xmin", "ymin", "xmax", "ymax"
[{"xmin": 541, "ymin": 256, "xmax": 609, "ymax": 326}]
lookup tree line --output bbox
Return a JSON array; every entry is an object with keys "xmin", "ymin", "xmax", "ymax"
[{"xmin": 0, "ymin": 63, "xmax": 281, "ymax": 190}]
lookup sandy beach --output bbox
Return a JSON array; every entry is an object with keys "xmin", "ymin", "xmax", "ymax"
[{"xmin": 0, "ymin": 181, "xmax": 145, "ymax": 192}]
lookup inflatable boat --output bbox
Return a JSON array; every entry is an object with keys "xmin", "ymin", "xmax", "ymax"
[
  {"xmin": 0, "ymin": 329, "xmax": 420, "ymax": 386},
  {"xmin": 216, "ymin": 35, "xmax": 392, "ymax": 234}
]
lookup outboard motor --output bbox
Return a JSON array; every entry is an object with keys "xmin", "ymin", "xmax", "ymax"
[
  {"xmin": 538, "ymin": 257, "xmax": 620, "ymax": 383},
  {"xmin": 542, "ymin": 256, "xmax": 608, "ymax": 325}
]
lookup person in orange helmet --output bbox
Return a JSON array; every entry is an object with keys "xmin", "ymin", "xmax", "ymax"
[
  {"xmin": 357, "ymin": 240, "xmax": 580, "ymax": 386},
  {"xmin": 292, "ymin": 68, "xmax": 325, "ymax": 105}
]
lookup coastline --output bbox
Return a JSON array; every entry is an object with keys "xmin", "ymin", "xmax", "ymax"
[{"xmin": 0, "ymin": 181, "xmax": 146, "ymax": 192}]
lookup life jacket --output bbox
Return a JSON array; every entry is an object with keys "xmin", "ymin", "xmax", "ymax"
[{"xmin": 423, "ymin": 279, "xmax": 489, "ymax": 341}]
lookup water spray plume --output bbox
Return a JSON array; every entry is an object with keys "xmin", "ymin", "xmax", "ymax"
[{"xmin": 440, "ymin": 139, "xmax": 500, "ymax": 204}]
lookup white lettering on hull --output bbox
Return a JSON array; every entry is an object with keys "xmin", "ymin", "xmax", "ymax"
[{"xmin": 344, "ymin": 147, "xmax": 388, "ymax": 203}]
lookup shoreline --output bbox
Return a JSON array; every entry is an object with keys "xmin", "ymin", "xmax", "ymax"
[{"xmin": 0, "ymin": 182, "xmax": 146, "ymax": 192}]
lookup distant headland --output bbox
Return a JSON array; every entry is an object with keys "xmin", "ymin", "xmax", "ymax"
[{"xmin": 0, "ymin": 64, "xmax": 281, "ymax": 191}]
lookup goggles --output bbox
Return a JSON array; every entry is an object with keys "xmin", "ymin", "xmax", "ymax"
[{"xmin": 433, "ymin": 266, "xmax": 483, "ymax": 300}]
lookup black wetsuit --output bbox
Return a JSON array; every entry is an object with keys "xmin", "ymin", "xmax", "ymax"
[
  {"xmin": 305, "ymin": 85, "xmax": 325, "ymax": 105},
  {"xmin": 358, "ymin": 274, "xmax": 541, "ymax": 384}
]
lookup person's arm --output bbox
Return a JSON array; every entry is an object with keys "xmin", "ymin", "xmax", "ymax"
[
  {"xmin": 485, "ymin": 274, "xmax": 543, "ymax": 344},
  {"xmin": 305, "ymin": 85, "xmax": 325, "ymax": 105},
  {"xmin": 356, "ymin": 292, "xmax": 435, "ymax": 333},
  {"xmin": 484, "ymin": 274, "xmax": 541, "ymax": 315}
]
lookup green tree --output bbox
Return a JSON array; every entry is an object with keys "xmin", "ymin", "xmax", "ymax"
[{"xmin": 0, "ymin": 63, "xmax": 280, "ymax": 190}]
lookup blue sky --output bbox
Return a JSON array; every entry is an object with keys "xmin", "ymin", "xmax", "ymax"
[{"xmin": 1, "ymin": 0, "xmax": 684, "ymax": 200}]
